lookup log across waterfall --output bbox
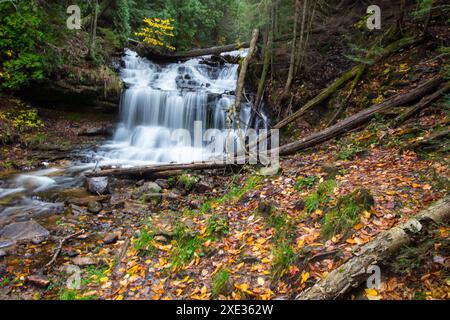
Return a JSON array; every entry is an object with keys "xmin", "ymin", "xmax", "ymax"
[{"xmin": 95, "ymin": 49, "xmax": 268, "ymax": 167}]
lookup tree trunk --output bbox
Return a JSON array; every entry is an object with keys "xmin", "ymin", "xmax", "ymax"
[
  {"xmin": 394, "ymin": 82, "xmax": 450, "ymax": 124},
  {"xmin": 249, "ymin": 4, "xmax": 274, "ymax": 128},
  {"xmin": 278, "ymin": 76, "xmax": 442, "ymax": 156},
  {"xmin": 233, "ymin": 28, "xmax": 259, "ymax": 123},
  {"xmin": 273, "ymin": 36, "xmax": 418, "ymax": 130},
  {"xmin": 85, "ymin": 161, "xmax": 240, "ymax": 179},
  {"xmin": 88, "ymin": 0, "xmax": 98, "ymax": 60},
  {"xmin": 297, "ymin": 195, "xmax": 450, "ymax": 300},
  {"xmin": 284, "ymin": 0, "xmax": 301, "ymax": 93}
]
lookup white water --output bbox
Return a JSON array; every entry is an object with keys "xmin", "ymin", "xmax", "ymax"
[
  {"xmin": 0, "ymin": 49, "xmax": 266, "ymax": 228},
  {"xmin": 96, "ymin": 49, "xmax": 265, "ymax": 166}
]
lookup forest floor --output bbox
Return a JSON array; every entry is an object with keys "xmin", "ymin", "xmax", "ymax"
[
  {"xmin": 0, "ymin": 104, "xmax": 448, "ymax": 300},
  {"xmin": 0, "ymin": 36, "xmax": 449, "ymax": 300}
]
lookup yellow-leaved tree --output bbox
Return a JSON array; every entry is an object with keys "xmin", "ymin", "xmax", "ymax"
[{"xmin": 135, "ymin": 18, "xmax": 176, "ymax": 51}]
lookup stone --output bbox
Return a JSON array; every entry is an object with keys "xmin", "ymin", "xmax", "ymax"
[
  {"xmin": 87, "ymin": 201, "xmax": 102, "ymax": 214},
  {"xmin": 189, "ymin": 199, "xmax": 201, "ymax": 209},
  {"xmin": 66, "ymin": 249, "xmax": 79, "ymax": 258},
  {"xmin": 85, "ymin": 177, "xmax": 110, "ymax": 195},
  {"xmin": 139, "ymin": 182, "xmax": 162, "ymax": 194},
  {"xmin": 155, "ymin": 179, "xmax": 169, "ymax": 189},
  {"xmin": 103, "ymin": 233, "xmax": 118, "ymax": 245},
  {"xmin": 294, "ymin": 200, "xmax": 305, "ymax": 211},
  {"xmin": 0, "ymin": 221, "xmax": 49, "ymax": 243},
  {"xmin": 0, "ymin": 249, "xmax": 6, "ymax": 258},
  {"xmin": 27, "ymin": 274, "xmax": 50, "ymax": 288},
  {"xmin": 196, "ymin": 181, "xmax": 213, "ymax": 193},
  {"xmin": 154, "ymin": 235, "xmax": 168, "ymax": 243},
  {"xmin": 72, "ymin": 256, "xmax": 97, "ymax": 266}
]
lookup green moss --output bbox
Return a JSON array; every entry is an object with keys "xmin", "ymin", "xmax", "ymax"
[{"xmin": 212, "ymin": 268, "xmax": 231, "ymax": 298}]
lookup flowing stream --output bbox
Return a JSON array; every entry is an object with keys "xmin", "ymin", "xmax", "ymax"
[{"xmin": 0, "ymin": 49, "xmax": 266, "ymax": 234}]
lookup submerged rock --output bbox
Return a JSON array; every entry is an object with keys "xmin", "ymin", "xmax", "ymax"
[
  {"xmin": 87, "ymin": 201, "xmax": 102, "ymax": 214},
  {"xmin": 85, "ymin": 177, "xmax": 110, "ymax": 195},
  {"xmin": 0, "ymin": 221, "xmax": 49, "ymax": 243},
  {"xmin": 72, "ymin": 256, "xmax": 97, "ymax": 266},
  {"xmin": 27, "ymin": 274, "xmax": 50, "ymax": 288},
  {"xmin": 103, "ymin": 233, "xmax": 118, "ymax": 245}
]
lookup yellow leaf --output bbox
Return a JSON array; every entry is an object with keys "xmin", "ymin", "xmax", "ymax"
[
  {"xmin": 365, "ymin": 288, "xmax": 378, "ymax": 296},
  {"xmin": 301, "ymin": 271, "xmax": 310, "ymax": 284},
  {"xmin": 257, "ymin": 277, "xmax": 265, "ymax": 286},
  {"xmin": 353, "ymin": 223, "xmax": 363, "ymax": 230}
]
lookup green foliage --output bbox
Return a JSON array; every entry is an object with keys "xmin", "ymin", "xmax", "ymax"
[
  {"xmin": 212, "ymin": 268, "xmax": 231, "ymax": 298},
  {"xmin": 304, "ymin": 180, "xmax": 337, "ymax": 213},
  {"xmin": 338, "ymin": 145, "xmax": 364, "ymax": 160},
  {"xmin": 206, "ymin": 214, "xmax": 229, "ymax": 238},
  {"xmin": 178, "ymin": 172, "xmax": 200, "ymax": 191},
  {"xmin": 0, "ymin": 0, "xmax": 52, "ymax": 90},
  {"xmin": 294, "ymin": 175, "xmax": 318, "ymax": 191},
  {"xmin": 113, "ymin": 0, "xmax": 131, "ymax": 45},
  {"xmin": 171, "ymin": 223, "xmax": 202, "ymax": 267},
  {"xmin": 271, "ymin": 241, "xmax": 296, "ymax": 280},
  {"xmin": 321, "ymin": 188, "xmax": 374, "ymax": 238},
  {"xmin": 133, "ymin": 228, "xmax": 156, "ymax": 256}
]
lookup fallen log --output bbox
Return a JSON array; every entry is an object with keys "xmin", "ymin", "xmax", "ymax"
[
  {"xmin": 85, "ymin": 161, "xmax": 237, "ymax": 178},
  {"xmin": 273, "ymin": 36, "xmax": 418, "ymax": 130},
  {"xmin": 134, "ymin": 29, "xmax": 324, "ymax": 60},
  {"xmin": 394, "ymin": 82, "xmax": 450, "ymax": 124},
  {"xmin": 297, "ymin": 194, "xmax": 450, "ymax": 300},
  {"xmin": 278, "ymin": 76, "xmax": 442, "ymax": 156}
]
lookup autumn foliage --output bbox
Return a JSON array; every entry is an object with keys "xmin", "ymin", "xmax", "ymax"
[{"xmin": 135, "ymin": 18, "xmax": 176, "ymax": 51}]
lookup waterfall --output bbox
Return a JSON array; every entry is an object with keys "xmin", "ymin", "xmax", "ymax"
[{"xmin": 97, "ymin": 49, "xmax": 266, "ymax": 166}]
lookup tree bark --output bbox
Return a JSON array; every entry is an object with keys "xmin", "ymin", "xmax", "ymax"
[
  {"xmin": 88, "ymin": 0, "xmax": 98, "ymax": 60},
  {"xmin": 85, "ymin": 162, "xmax": 239, "ymax": 178},
  {"xmin": 235, "ymin": 28, "xmax": 259, "ymax": 116},
  {"xmin": 285, "ymin": 0, "xmax": 301, "ymax": 93},
  {"xmin": 272, "ymin": 36, "xmax": 418, "ymax": 130},
  {"xmin": 297, "ymin": 195, "xmax": 450, "ymax": 300},
  {"xmin": 394, "ymin": 82, "xmax": 450, "ymax": 124},
  {"xmin": 278, "ymin": 76, "xmax": 442, "ymax": 156}
]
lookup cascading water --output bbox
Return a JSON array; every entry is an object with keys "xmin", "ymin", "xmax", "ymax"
[
  {"xmin": 0, "ymin": 49, "xmax": 267, "ymax": 230},
  {"xmin": 96, "ymin": 49, "xmax": 266, "ymax": 165}
]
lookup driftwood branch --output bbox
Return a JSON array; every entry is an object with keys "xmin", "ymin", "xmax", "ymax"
[
  {"xmin": 85, "ymin": 161, "xmax": 239, "ymax": 179},
  {"xmin": 45, "ymin": 230, "xmax": 85, "ymax": 268},
  {"xmin": 297, "ymin": 195, "xmax": 450, "ymax": 300},
  {"xmin": 278, "ymin": 76, "xmax": 442, "ymax": 156}
]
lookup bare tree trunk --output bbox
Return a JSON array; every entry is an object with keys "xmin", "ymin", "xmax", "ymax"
[
  {"xmin": 294, "ymin": 0, "xmax": 308, "ymax": 75},
  {"xmin": 297, "ymin": 195, "xmax": 450, "ymax": 300},
  {"xmin": 284, "ymin": 0, "xmax": 301, "ymax": 93},
  {"xmin": 231, "ymin": 28, "xmax": 259, "ymax": 127},
  {"xmin": 88, "ymin": 0, "xmax": 98, "ymax": 60},
  {"xmin": 278, "ymin": 76, "xmax": 442, "ymax": 156},
  {"xmin": 396, "ymin": 0, "xmax": 406, "ymax": 34},
  {"xmin": 249, "ymin": 4, "xmax": 274, "ymax": 128}
]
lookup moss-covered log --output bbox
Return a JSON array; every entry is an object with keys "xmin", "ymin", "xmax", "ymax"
[{"xmin": 297, "ymin": 195, "xmax": 450, "ymax": 300}]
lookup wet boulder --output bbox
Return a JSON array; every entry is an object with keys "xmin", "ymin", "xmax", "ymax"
[
  {"xmin": 0, "ymin": 220, "xmax": 49, "ymax": 243},
  {"xmin": 85, "ymin": 177, "xmax": 110, "ymax": 195},
  {"xmin": 87, "ymin": 201, "xmax": 102, "ymax": 214}
]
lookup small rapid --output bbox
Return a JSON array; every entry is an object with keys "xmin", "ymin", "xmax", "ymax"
[{"xmin": 0, "ymin": 49, "xmax": 266, "ymax": 229}]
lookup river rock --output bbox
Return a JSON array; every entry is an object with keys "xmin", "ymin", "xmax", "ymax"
[
  {"xmin": 27, "ymin": 274, "xmax": 50, "ymax": 288},
  {"xmin": 103, "ymin": 233, "xmax": 118, "ymax": 245},
  {"xmin": 85, "ymin": 177, "xmax": 110, "ymax": 195},
  {"xmin": 87, "ymin": 201, "xmax": 102, "ymax": 214},
  {"xmin": 72, "ymin": 256, "xmax": 97, "ymax": 266},
  {"xmin": 139, "ymin": 182, "xmax": 162, "ymax": 194},
  {"xmin": 196, "ymin": 181, "xmax": 213, "ymax": 193},
  {"xmin": 155, "ymin": 179, "xmax": 170, "ymax": 189},
  {"xmin": 0, "ymin": 221, "xmax": 49, "ymax": 243}
]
